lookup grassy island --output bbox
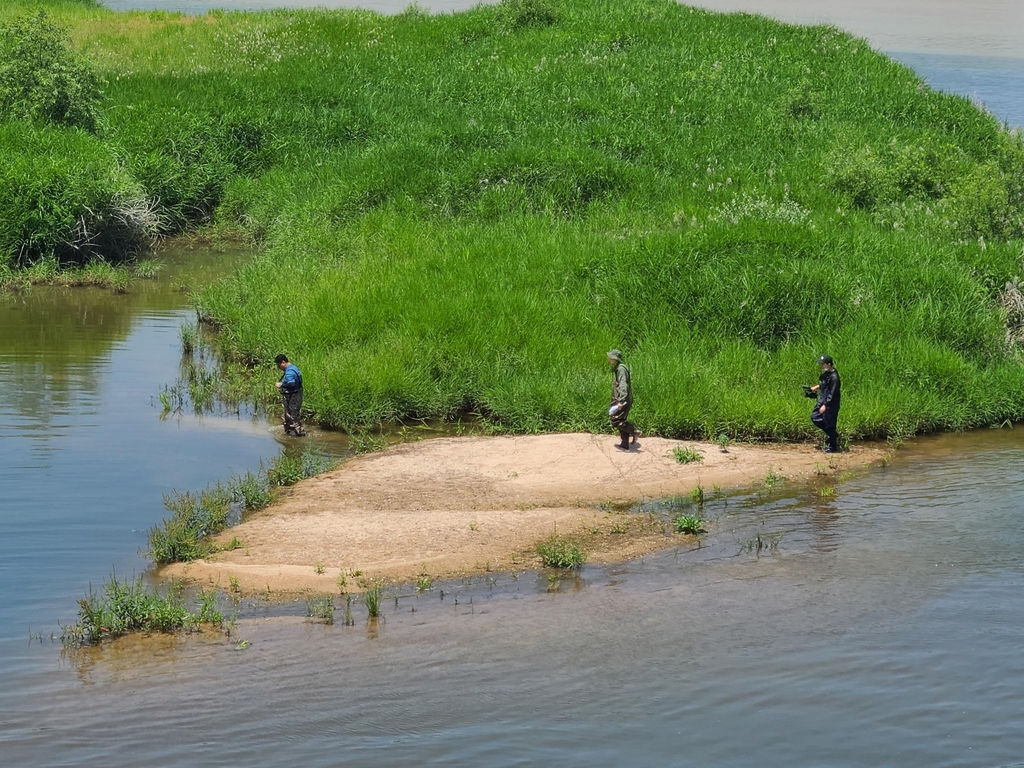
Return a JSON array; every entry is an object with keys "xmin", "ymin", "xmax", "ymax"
[{"xmin": 3, "ymin": 0, "xmax": 1023, "ymax": 440}]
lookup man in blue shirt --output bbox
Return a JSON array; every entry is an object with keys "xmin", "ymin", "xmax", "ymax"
[{"xmin": 275, "ymin": 354, "xmax": 305, "ymax": 437}]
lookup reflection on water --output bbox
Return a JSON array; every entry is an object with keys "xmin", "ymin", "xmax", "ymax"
[{"xmin": 4, "ymin": 430, "xmax": 1024, "ymax": 766}]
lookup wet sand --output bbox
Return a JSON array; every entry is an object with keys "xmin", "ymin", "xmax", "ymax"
[{"xmin": 163, "ymin": 433, "xmax": 885, "ymax": 593}]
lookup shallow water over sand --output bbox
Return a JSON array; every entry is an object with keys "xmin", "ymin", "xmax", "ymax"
[{"xmin": 5, "ymin": 430, "xmax": 1024, "ymax": 766}]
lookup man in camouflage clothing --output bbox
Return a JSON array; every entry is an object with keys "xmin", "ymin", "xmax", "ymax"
[{"xmin": 608, "ymin": 349, "xmax": 639, "ymax": 451}]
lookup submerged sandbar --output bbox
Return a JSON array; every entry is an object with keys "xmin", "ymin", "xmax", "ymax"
[{"xmin": 163, "ymin": 434, "xmax": 885, "ymax": 593}]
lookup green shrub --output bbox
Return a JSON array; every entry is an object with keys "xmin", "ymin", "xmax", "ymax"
[{"xmin": 0, "ymin": 10, "xmax": 102, "ymax": 131}]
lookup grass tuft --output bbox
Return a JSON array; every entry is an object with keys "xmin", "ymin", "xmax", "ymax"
[
  {"xmin": 673, "ymin": 514, "xmax": 706, "ymax": 535},
  {"xmin": 673, "ymin": 446, "xmax": 704, "ymax": 464},
  {"xmin": 536, "ymin": 534, "xmax": 587, "ymax": 569},
  {"xmin": 61, "ymin": 574, "xmax": 222, "ymax": 647}
]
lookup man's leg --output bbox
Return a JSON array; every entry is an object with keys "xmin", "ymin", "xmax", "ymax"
[
  {"xmin": 825, "ymin": 417, "xmax": 839, "ymax": 452},
  {"xmin": 291, "ymin": 389, "xmax": 305, "ymax": 436},
  {"xmin": 282, "ymin": 394, "xmax": 293, "ymax": 434},
  {"xmin": 612, "ymin": 408, "xmax": 631, "ymax": 450},
  {"xmin": 811, "ymin": 409, "xmax": 828, "ymax": 450},
  {"xmin": 283, "ymin": 391, "xmax": 303, "ymax": 436}
]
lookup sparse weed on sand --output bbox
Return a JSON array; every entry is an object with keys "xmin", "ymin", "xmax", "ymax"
[{"xmin": 673, "ymin": 446, "xmax": 704, "ymax": 465}]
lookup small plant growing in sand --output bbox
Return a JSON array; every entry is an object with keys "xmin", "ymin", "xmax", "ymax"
[
  {"xmin": 222, "ymin": 537, "xmax": 242, "ymax": 551},
  {"xmin": 416, "ymin": 575, "xmax": 433, "ymax": 592},
  {"xmin": 364, "ymin": 580, "xmax": 384, "ymax": 618},
  {"xmin": 689, "ymin": 485, "xmax": 706, "ymax": 505},
  {"xmin": 306, "ymin": 595, "xmax": 334, "ymax": 624},
  {"xmin": 673, "ymin": 514, "xmax": 706, "ymax": 535},
  {"xmin": 314, "ymin": 561, "xmax": 326, "ymax": 575},
  {"xmin": 717, "ymin": 433, "xmax": 731, "ymax": 452},
  {"xmin": 337, "ymin": 572, "xmax": 348, "ymax": 593},
  {"xmin": 673, "ymin": 446, "xmax": 703, "ymax": 464},
  {"xmin": 764, "ymin": 469, "xmax": 784, "ymax": 489},
  {"xmin": 228, "ymin": 576, "xmax": 241, "ymax": 594},
  {"xmin": 536, "ymin": 534, "xmax": 586, "ymax": 569},
  {"xmin": 469, "ymin": 520, "xmax": 478, "ymax": 531}
]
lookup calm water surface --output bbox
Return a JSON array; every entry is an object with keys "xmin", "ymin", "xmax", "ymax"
[{"xmin": 3, "ymin": 1, "xmax": 1024, "ymax": 766}]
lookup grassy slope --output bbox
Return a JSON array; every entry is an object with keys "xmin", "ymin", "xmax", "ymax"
[{"xmin": 4, "ymin": 0, "xmax": 1024, "ymax": 439}]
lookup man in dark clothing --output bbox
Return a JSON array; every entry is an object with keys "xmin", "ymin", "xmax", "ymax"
[
  {"xmin": 608, "ymin": 349, "xmax": 640, "ymax": 451},
  {"xmin": 809, "ymin": 354, "xmax": 841, "ymax": 452},
  {"xmin": 275, "ymin": 354, "xmax": 305, "ymax": 437}
]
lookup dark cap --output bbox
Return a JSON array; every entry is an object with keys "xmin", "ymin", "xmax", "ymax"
[{"xmin": 818, "ymin": 354, "xmax": 833, "ymax": 365}]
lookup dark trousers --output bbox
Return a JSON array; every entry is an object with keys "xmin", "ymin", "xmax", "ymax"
[
  {"xmin": 283, "ymin": 389, "xmax": 305, "ymax": 436},
  {"xmin": 611, "ymin": 405, "xmax": 637, "ymax": 447},
  {"xmin": 811, "ymin": 408, "xmax": 838, "ymax": 451}
]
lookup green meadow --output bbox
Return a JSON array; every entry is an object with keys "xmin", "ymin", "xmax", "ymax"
[{"xmin": 2, "ymin": 0, "xmax": 1023, "ymax": 440}]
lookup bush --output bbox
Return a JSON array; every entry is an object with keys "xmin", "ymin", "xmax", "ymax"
[{"xmin": 0, "ymin": 10, "xmax": 101, "ymax": 131}]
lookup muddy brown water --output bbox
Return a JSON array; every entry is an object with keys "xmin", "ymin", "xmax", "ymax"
[{"xmin": 4, "ymin": 3, "xmax": 1024, "ymax": 765}]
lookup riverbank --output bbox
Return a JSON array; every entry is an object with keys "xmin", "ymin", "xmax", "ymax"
[{"xmin": 163, "ymin": 433, "xmax": 886, "ymax": 593}]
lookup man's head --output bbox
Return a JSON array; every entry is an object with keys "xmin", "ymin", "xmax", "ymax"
[
  {"xmin": 607, "ymin": 349, "xmax": 623, "ymax": 368},
  {"xmin": 275, "ymin": 353, "xmax": 290, "ymax": 370},
  {"xmin": 818, "ymin": 353, "xmax": 834, "ymax": 370}
]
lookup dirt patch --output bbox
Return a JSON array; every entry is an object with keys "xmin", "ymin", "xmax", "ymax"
[{"xmin": 163, "ymin": 433, "xmax": 886, "ymax": 594}]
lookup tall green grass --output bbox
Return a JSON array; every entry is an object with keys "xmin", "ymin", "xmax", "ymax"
[{"xmin": 4, "ymin": 0, "xmax": 1024, "ymax": 439}]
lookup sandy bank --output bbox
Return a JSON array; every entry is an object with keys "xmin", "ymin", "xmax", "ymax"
[{"xmin": 163, "ymin": 434, "xmax": 885, "ymax": 594}]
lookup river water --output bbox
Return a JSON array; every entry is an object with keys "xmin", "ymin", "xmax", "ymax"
[{"xmin": 2, "ymin": 1, "xmax": 1023, "ymax": 765}]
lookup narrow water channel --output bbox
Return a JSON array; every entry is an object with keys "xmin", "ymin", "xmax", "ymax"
[
  {"xmin": 0, "ymin": 250, "xmax": 292, "ymax": 696},
  {"xmin": 3, "ymin": 1, "xmax": 1023, "ymax": 765}
]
